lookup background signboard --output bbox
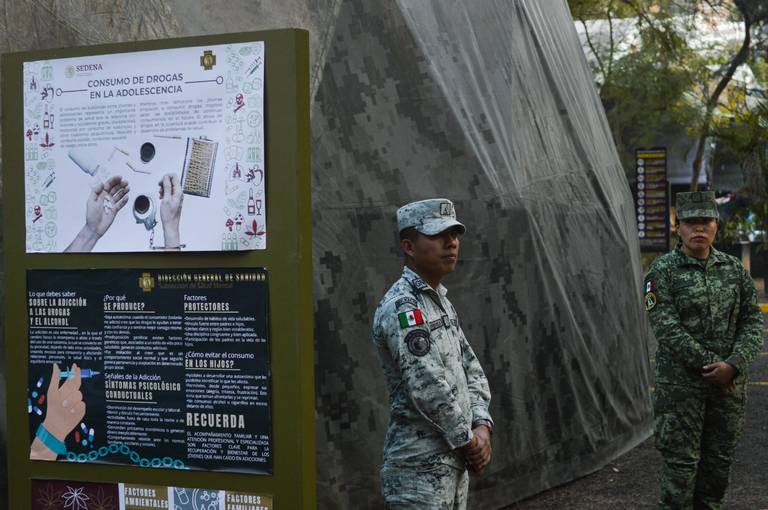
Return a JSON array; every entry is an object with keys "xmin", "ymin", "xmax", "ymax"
[
  {"xmin": 635, "ymin": 148, "xmax": 670, "ymax": 252},
  {"xmin": 3, "ymin": 29, "xmax": 313, "ymax": 509}
]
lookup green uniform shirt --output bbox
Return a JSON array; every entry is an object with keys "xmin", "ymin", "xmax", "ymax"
[{"xmin": 644, "ymin": 247, "xmax": 763, "ymax": 387}]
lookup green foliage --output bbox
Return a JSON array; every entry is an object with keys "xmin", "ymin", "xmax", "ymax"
[
  {"xmin": 570, "ymin": 0, "xmax": 768, "ymax": 184},
  {"xmin": 570, "ymin": 0, "xmax": 768, "ymax": 243},
  {"xmin": 569, "ymin": 0, "xmax": 637, "ymax": 20},
  {"xmin": 591, "ymin": 7, "xmax": 703, "ymax": 170},
  {"xmin": 719, "ymin": 207, "xmax": 759, "ymax": 244}
]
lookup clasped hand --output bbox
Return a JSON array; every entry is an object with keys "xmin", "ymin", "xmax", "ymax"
[
  {"xmin": 461, "ymin": 425, "xmax": 492, "ymax": 475},
  {"xmin": 702, "ymin": 361, "xmax": 736, "ymax": 393}
]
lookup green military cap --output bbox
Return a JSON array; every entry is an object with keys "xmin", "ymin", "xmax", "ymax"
[{"xmin": 676, "ymin": 191, "xmax": 719, "ymax": 220}]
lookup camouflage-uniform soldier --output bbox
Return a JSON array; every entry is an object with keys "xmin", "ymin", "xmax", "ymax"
[
  {"xmin": 372, "ymin": 198, "xmax": 493, "ymax": 509},
  {"xmin": 644, "ymin": 191, "xmax": 763, "ymax": 509}
]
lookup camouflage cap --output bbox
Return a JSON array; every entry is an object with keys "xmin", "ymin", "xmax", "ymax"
[
  {"xmin": 676, "ymin": 191, "xmax": 719, "ymax": 220},
  {"xmin": 397, "ymin": 198, "xmax": 466, "ymax": 235}
]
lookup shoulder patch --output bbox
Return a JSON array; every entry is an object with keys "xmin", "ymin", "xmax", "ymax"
[
  {"xmin": 644, "ymin": 292, "xmax": 657, "ymax": 311},
  {"xmin": 398, "ymin": 309, "xmax": 424, "ymax": 328},
  {"xmin": 645, "ymin": 279, "xmax": 654, "ymax": 293},
  {"xmin": 395, "ymin": 296, "xmax": 418, "ymax": 309},
  {"xmin": 405, "ymin": 329, "xmax": 431, "ymax": 356}
]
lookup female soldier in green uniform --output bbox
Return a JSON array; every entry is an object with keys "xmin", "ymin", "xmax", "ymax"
[{"xmin": 644, "ymin": 191, "xmax": 763, "ymax": 509}]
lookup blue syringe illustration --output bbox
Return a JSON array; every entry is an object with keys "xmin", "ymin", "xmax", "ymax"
[{"xmin": 60, "ymin": 369, "xmax": 101, "ymax": 379}]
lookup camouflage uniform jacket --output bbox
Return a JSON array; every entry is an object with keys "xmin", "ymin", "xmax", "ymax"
[
  {"xmin": 645, "ymin": 247, "xmax": 763, "ymax": 387},
  {"xmin": 372, "ymin": 266, "xmax": 493, "ymax": 469}
]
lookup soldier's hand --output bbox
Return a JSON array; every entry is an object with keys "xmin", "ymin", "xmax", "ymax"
[
  {"xmin": 462, "ymin": 425, "xmax": 492, "ymax": 475},
  {"xmin": 702, "ymin": 361, "xmax": 735, "ymax": 386}
]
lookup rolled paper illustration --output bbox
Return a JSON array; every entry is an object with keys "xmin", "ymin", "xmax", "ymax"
[{"xmin": 68, "ymin": 148, "xmax": 102, "ymax": 176}]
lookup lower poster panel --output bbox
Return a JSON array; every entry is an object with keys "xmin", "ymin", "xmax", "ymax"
[
  {"xmin": 31, "ymin": 479, "xmax": 273, "ymax": 510},
  {"xmin": 27, "ymin": 268, "xmax": 272, "ymax": 474}
]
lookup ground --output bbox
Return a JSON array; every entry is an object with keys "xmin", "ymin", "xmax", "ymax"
[{"xmin": 506, "ymin": 327, "xmax": 768, "ymax": 510}]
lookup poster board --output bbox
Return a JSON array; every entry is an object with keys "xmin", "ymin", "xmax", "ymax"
[
  {"xmin": 3, "ymin": 29, "xmax": 314, "ymax": 509},
  {"xmin": 22, "ymin": 41, "xmax": 266, "ymax": 252},
  {"xmin": 27, "ymin": 268, "xmax": 272, "ymax": 474}
]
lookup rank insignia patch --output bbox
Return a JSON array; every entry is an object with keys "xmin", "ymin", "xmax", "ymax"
[
  {"xmin": 429, "ymin": 319, "xmax": 443, "ymax": 331},
  {"xmin": 405, "ymin": 329, "xmax": 431, "ymax": 356},
  {"xmin": 395, "ymin": 296, "xmax": 418, "ymax": 309},
  {"xmin": 398, "ymin": 309, "xmax": 424, "ymax": 328},
  {"xmin": 645, "ymin": 292, "xmax": 657, "ymax": 311}
]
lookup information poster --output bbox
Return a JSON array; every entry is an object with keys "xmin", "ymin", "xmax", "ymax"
[
  {"xmin": 23, "ymin": 42, "xmax": 266, "ymax": 252},
  {"xmin": 635, "ymin": 148, "xmax": 669, "ymax": 252},
  {"xmin": 32, "ymin": 479, "xmax": 273, "ymax": 510},
  {"xmin": 27, "ymin": 268, "xmax": 272, "ymax": 474}
]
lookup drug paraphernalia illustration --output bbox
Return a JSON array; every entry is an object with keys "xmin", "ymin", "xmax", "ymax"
[
  {"xmin": 140, "ymin": 142, "xmax": 155, "ymax": 162},
  {"xmin": 68, "ymin": 146, "xmax": 146, "ymax": 176},
  {"xmin": 180, "ymin": 137, "xmax": 218, "ymax": 197},
  {"xmin": 70, "ymin": 137, "xmax": 219, "ymax": 196},
  {"xmin": 133, "ymin": 194, "xmax": 157, "ymax": 230},
  {"xmin": 68, "ymin": 148, "xmax": 106, "ymax": 176}
]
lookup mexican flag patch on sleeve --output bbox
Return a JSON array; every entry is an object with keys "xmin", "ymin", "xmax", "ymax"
[{"xmin": 398, "ymin": 309, "xmax": 424, "ymax": 328}]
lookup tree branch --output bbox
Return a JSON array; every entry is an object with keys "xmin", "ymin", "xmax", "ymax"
[
  {"xmin": 607, "ymin": 2, "xmax": 615, "ymax": 81},
  {"xmin": 579, "ymin": 16, "xmax": 608, "ymax": 85},
  {"xmin": 690, "ymin": 13, "xmax": 752, "ymax": 190}
]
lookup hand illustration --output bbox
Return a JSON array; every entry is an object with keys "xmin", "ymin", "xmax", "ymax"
[
  {"xmin": 158, "ymin": 173, "xmax": 183, "ymax": 249},
  {"xmin": 30, "ymin": 363, "xmax": 86, "ymax": 460},
  {"xmin": 65, "ymin": 176, "xmax": 130, "ymax": 252}
]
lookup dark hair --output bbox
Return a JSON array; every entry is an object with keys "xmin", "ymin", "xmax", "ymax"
[
  {"xmin": 400, "ymin": 227, "xmax": 419, "ymax": 263},
  {"xmin": 399, "ymin": 227, "xmax": 419, "ymax": 242},
  {"xmin": 675, "ymin": 217, "xmax": 720, "ymax": 227}
]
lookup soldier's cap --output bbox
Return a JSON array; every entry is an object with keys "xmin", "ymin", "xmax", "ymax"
[
  {"xmin": 397, "ymin": 198, "xmax": 466, "ymax": 235},
  {"xmin": 676, "ymin": 191, "xmax": 719, "ymax": 220}
]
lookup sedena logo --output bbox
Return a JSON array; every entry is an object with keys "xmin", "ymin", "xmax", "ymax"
[
  {"xmin": 75, "ymin": 63, "xmax": 103, "ymax": 72},
  {"xmin": 66, "ymin": 63, "xmax": 103, "ymax": 77}
]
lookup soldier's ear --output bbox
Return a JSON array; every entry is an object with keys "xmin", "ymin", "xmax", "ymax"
[{"xmin": 401, "ymin": 238, "xmax": 415, "ymax": 258}]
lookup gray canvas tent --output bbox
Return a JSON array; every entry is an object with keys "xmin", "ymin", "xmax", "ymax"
[{"xmin": 0, "ymin": 0, "xmax": 652, "ymax": 508}]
